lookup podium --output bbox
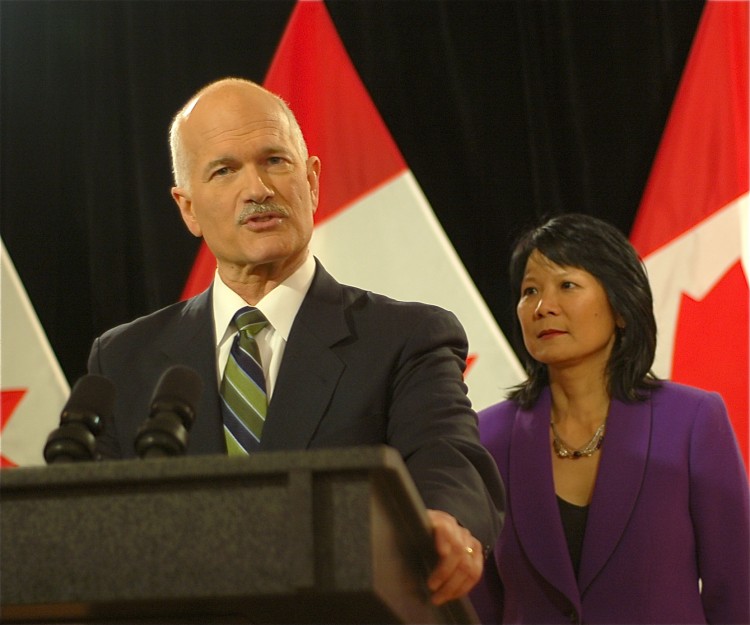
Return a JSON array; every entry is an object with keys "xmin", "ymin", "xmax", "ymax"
[{"xmin": 0, "ymin": 446, "xmax": 479, "ymax": 624}]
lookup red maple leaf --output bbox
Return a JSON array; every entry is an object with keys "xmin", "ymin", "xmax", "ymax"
[
  {"xmin": 1, "ymin": 389, "xmax": 28, "ymax": 468},
  {"xmin": 671, "ymin": 261, "xmax": 748, "ymax": 473},
  {"xmin": 465, "ymin": 354, "xmax": 478, "ymax": 377}
]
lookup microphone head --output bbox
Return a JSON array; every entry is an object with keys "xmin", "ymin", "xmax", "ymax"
[
  {"xmin": 60, "ymin": 374, "xmax": 116, "ymax": 434},
  {"xmin": 149, "ymin": 365, "xmax": 203, "ymax": 429},
  {"xmin": 45, "ymin": 374, "xmax": 115, "ymax": 463}
]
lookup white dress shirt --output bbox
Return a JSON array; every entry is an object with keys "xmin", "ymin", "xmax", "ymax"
[{"xmin": 212, "ymin": 253, "xmax": 315, "ymax": 398}]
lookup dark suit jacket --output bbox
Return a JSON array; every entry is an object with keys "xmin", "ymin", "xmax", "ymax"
[
  {"xmin": 88, "ymin": 260, "xmax": 505, "ymax": 549},
  {"xmin": 470, "ymin": 382, "xmax": 750, "ymax": 624}
]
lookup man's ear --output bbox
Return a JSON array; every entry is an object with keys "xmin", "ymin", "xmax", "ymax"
[
  {"xmin": 171, "ymin": 187, "xmax": 202, "ymax": 237},
  {"xmin": 306, "ymin": 156, "xmax": 321, "ymax": 213}
]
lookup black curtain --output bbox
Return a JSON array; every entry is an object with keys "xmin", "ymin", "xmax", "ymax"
[{"xmin": 1, "ymin": 0, "xmax": 704, "ymax": 385}]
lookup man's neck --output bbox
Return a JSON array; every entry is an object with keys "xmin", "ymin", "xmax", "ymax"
[{"xmin": 218, "ymin": 252, "xmax": 308, "ymax": 305}]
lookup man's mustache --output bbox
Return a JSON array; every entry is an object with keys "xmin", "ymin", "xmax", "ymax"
[{"xmin": 237, "ymin": 202, "xmax": 291, "ymax": 224}]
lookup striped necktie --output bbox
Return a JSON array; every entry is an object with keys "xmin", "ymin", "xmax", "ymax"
[{"xmin": 221, "ymin": 307, "xmax": 269, "ymax": 455}]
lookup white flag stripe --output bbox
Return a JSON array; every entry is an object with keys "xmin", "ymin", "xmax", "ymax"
[
  {"xmin": 643, "ymin": 195, "xmax": 748, "ymax": 377},
  {"xmin": 311, "ymin": 170, "xmax": 524, "ymax": 410},
  {"xmin": 1, "ymin": 239, "xmax": 69, "ymax": 466}
]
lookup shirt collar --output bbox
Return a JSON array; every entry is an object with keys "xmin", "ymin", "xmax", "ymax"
[{"xmin": 212, "ymin": 253, "xmax": 316, "ymax": 346}]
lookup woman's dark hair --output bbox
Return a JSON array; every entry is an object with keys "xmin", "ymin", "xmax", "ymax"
[{"xmin": 507, "ymin": 213, "xmax": 660, "ymax": 407}]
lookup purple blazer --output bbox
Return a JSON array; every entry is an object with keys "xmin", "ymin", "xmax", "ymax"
[{"xmin": 470, "ymin": 382, "xmax": 749, "ymax": 624}]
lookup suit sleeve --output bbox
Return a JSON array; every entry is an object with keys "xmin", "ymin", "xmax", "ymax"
[
  {"xmin": 385, "ymin": 305, "xmax": 506, "ymax": 553},
  {"xmin": 688, "ymin": 392, "xmax": 750, "ymax": 625}
]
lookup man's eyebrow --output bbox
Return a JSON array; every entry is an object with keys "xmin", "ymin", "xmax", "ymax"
[{"xmin": 260, "ymin": 144, "xmax": 293, "ymax": 156}]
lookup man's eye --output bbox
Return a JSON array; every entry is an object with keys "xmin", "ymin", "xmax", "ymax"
[{"xmin": 214, "ymin": 166, "xmax": 232, "ymax": 177}]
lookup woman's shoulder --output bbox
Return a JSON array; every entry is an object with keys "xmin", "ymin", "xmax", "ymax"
[
  {"xmin": 645, "ymin": 381, "xmax": 732, "ymax": 432},
  {"xmin": 478, "ymin": 397, "xmax": 522, "ymax": 419},
  {"xmin": 650, "ymin": 380, "xmax": 725, "ymax": 408},
  {"xmin": 477, "ymin": 397, "xmax": 525, "ymax": 442}
]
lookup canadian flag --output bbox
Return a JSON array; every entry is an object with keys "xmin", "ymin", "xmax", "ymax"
[
  {"xmin": 181, "ymin": 0, "xmax": 524, "ymax": 410},
  {"xmin": 0, "ymin": 239, "xmax": 69, "ymax": 467},
  {"xmin": 630, "ymin": 0, "xmax": 749, "ymax": 471}
]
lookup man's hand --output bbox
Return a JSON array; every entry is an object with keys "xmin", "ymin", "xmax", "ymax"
[{"xmin": 425, "ymin": 509, "xmax": 484, "ymax": 606}]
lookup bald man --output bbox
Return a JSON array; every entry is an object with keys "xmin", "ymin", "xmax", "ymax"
[{"xmin": 88, "ymin": 78, "xmax": 505, "ymax": 606}]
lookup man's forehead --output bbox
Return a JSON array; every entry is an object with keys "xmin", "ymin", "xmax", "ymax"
[
  {"xmin": 188, "ymin": 83, "xmax": 279, "ymax": 120},
  {"xmin": 191, "ymin": 121, "xmax": 292, "ymax": 162},
  {"xmin": 185, "ymin": 98, "xmax": 291, "ymax": 149}
]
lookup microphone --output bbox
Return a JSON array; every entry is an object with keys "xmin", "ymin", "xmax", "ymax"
[
  {"xmin": 134, "ymin": 365, "xmax": 203, "ymax": 459},
  {"xmin": 43, "ymin": 374, "xmax": 116, "ymax": 464}
]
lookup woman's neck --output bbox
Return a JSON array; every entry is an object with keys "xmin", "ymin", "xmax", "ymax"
[{"xmin": 548, "ymin": 372, "xmax": 610, "ymax": 427}]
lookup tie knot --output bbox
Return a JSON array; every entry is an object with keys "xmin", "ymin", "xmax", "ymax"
[{"xmin": 234, "ymin": 306, "xmax": 268, "ymax": 337}]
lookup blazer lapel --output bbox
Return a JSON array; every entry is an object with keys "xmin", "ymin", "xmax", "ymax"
[
  {"xmin": 578, "ymin": 395, "xmax": 651, "ymax": 593},
  {"xmin": 260, "ymin": 263, "xmax": 349, "ymax": 450},
  {"xmin": 510, "ymin": 389, "xmax": 582, "ymax": 610}
]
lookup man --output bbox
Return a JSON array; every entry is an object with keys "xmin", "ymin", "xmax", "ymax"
[{"xmin": 88, "ymin": 78, "xmax": 504, "ymax": 605}]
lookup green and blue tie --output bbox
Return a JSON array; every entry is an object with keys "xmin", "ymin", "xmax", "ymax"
[{"xmin": 221, "ymin": 307, "xmax": 268, "ymax": 455}]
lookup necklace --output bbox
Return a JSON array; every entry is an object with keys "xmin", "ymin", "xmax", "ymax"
[{"xmin": 550, "ymin": 420, "xmax": 606, "ymax": 459}]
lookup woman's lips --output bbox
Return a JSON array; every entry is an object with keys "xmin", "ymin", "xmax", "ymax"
[{"xmin": 537, "ymin": 329, "xmax": 566, "ymax": 339}]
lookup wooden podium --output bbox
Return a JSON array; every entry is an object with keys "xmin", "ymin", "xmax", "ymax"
[{"xmin": 0, "ymin": 446, "xmax": 479, "ymax": 624}]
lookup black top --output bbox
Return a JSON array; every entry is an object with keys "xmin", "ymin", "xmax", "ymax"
[{"xmin": 557, "ymin": 496, "xmax": 589, "ymax": 578}]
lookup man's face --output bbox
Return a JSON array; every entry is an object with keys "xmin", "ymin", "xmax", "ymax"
[{"xmin": 171, "ymin": 84, "xmax": 320, "ymax": 284}]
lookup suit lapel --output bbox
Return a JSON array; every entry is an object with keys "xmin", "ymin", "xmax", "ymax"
[
  {"xmin": 260, "ymin": 263, "xmax": 349, "ymax": 450},
  {"xmin": 578, "ymin": 395, "xmax": 651, "ymax": 593},
  {"xmin": 510, "ymin": 389, "xmax": 582, "ymax": 610},
  {"xmin": 156, "ymin": 288, "xmax": 225, "ymax": 453}
]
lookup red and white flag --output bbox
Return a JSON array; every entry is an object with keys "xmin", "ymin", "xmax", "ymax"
[
  {"xmin": 0, "ymin": 239, "xmax": 69, "ymax": 467},
  {"xmin": 181, "ymin": 0, "xmax": 523, "ymax": 409},
  {"xmin": 631, "ymin": 0, "xmax": 749, "ymax": 471}
]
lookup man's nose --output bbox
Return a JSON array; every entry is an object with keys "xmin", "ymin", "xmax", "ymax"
[{"xmin": 242, "ymin": 167, "xmax": 274, "ymax": 203}]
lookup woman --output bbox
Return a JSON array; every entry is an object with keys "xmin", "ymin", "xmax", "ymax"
[{"xmin": 470, "ymin": 214, "xmax": 749, "ymax": 624}]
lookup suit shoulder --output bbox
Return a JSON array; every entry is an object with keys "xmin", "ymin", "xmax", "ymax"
[
  {"xmin": 314, "ymin": 260, "xmax": 459, "ymax": 326},
  {"xmin": 340, "ymin": 282, "xmax": 459, "ymax": 323},
  {"xmin": 97, "ymin": 296, "xmax": 202, "ymax": 346}
]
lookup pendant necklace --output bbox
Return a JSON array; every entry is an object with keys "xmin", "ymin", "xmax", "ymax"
[{"xmin": 550, "ymin": 420, "xmax": 606, "ymax": 459}]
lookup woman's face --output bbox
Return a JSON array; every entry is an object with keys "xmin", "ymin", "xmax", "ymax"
[{"xmin": 517, "ymin": 250, "xmax": 619, "ymax": 374}]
